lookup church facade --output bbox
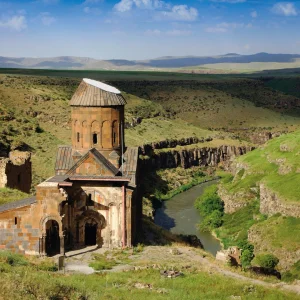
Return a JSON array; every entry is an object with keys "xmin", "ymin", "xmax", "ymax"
[{"xmin": 0, "ymin": 79, "xmax": 140, "ymax": 256}]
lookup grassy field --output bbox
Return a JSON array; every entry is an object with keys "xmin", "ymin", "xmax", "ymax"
[{"xmin": 0, "ymin": 249, "xmax": 297, "ymax": 300}]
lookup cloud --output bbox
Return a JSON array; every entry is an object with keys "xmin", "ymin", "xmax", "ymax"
[
  {"xmin": 145, "ymin": 29, "xmax": 192, "ymax": 36},
  {"xmin": 210, "ymin": 0, "xmax": 246, "ymax": 3},
  {"xmin": 83, "ymin": 6, "xmax": 101, "ymax": 15},
  {"xmin": 39, "ymin": 12, "xmax": 56, "ymax": 26},
  {"xmin": 205, "ymin": 22, "xmax": 251, "ymax": 33},
  {"xmin": 0, "ymin": 15, "xmax": 27, "ymax": 31},
  {"xmin": 271, "ymin": 2, "xmax": 297, "ymax": 16},
  {"xmin": 36, "ymin": 0, "xmax": 60, "ymax": 4},
  {"xmin": 114, "ymin": 0, "xmax": 165, "ymax": 12},
  {"xmin": 159, "ymin": 5, "xmax": 198, "ymax": 21},
  {"xmin": 82, "ymin": 0, "xmax": 102, "ymax": 4},
  {"xmin": 251, "ymin": 10, "xmax": 257, "ymax": 18}
]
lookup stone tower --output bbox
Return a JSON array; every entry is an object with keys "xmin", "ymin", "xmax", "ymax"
[{"xmin": 70, "ymin": 78, "xmax": 126, "ymax": 168}]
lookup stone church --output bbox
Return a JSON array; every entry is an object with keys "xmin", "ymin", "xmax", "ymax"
[{"xmin": 0, "ymin": 78, "xmax": 140, "ymax": 256}]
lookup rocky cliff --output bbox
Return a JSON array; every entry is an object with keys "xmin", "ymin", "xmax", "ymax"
[
  {"xmin": 260, "ymin": 183, "xmax": 300, "ymax": 218},
  {"xmin": 139, "ymin": 144, "xmax": 255, "ymax": 170}
]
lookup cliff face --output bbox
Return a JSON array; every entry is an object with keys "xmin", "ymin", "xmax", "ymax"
[
  {"xmin": 139, "ymin": 144, "xmax": 255, "ymax": 170},
  {"xmin": 260, "ymin": 183, "xmax": 300, "ymax": 218}
]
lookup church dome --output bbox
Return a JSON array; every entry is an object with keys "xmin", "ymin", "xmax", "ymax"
[{"xmin": 70, "ymin": 78, "xmax": 126, "ymax": 107}]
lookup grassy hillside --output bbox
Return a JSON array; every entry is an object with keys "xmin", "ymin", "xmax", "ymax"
[
  {"xmin": 1, "ymin": 72, "xmax": 300, "ymax": 185},
  {"xmin": 216, "ymin": 131, "xmax": 300, "ymax": 272},
  {"xmin": 224, "ymin": 131, "xmax": 300, "ymax": 204}
]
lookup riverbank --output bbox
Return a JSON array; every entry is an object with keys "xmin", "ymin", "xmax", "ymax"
[{"xmin": 155, "ymin": 180, "xmax": 222, "ymax": 256}]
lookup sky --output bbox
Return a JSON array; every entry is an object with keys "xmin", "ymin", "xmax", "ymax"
[{"xmin": 0, "ymin": 0, "xmax": 300, "ymax": 60}]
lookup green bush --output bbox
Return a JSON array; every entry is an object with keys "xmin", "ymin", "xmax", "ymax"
[
  {"xmin": 0, "ymin": 251, "xmax": 28, "ymax": 267},
  {"xmin": 196, "ymin": 184, "xmax": 224, "ymax": 232},
  {"xmin": 241, "ymin": 249, "xmax": 254, "ymax": 269},
  {"xmin": 253, "ymin": 254, "xmax": 279, "ymax": 270},
  {"xmin": 89, "ymin": 254, "xmax": 117, "ymax": 271},
  {"xmin": 195, "ymin": 185, "xmax": 224, "ymax": 216},
  {"xmin": 199, "ymin": 210, "xmax": 223, "ymax": 232}
]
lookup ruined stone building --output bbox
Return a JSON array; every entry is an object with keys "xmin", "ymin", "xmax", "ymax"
[
  {"xmin": 0, "ymin": 79, "xmax": 140, "ymax": 256},
  {"xmin": 0, "ymin": 151, "xmax": 31, "ymax": 193}
]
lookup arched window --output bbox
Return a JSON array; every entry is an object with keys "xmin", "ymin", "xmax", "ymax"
[
  {"xmin": 112, "ymin": 121, "xmax": 119, "ymax": 146},
  {"xmin": 77, "ymin": 132, "xmax": 80, "ymax": 143},
  {"xmin": 93, "ymin": 133, "xmax": 98, "ymax": 145}
]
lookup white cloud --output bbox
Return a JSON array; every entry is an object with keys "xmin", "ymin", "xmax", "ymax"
[
  {"xmin": 37, "ymin": 0, "xmax": 60, "ymax": 4},
  {"xmin": 0, "ymin": 15, "xmax": 27, "ymax": 31},
  {"xmin": 272, "ymin": 2, "xmax": 297, "ymax": 16},
  {"xmin": 39, "ymin": 12, "xmax": 56, "ymax": 26},
  {"xmin": 83, "ymin": 6, "xmax": 101, "ymax": 15},
  {"xmin": 210, "ymin": 0, "xmax": 246, "ymax": 3},
  {"xmin": 251, "ymin": 10, "xmax": 257, "ymax": 18},
  {"xmin": 160, "ymin": 5, "xmax": 198, "ymax": 21},
  {"xmin": 114, "ymin": 0, "xmax": 165, "ymax": 12},
  {"xmin": 145, "ymin": 29, "xmax": 192, "ymax": 36},
  {"xmin": 83, "ymin": 0, "xmax": 102, "ymax": 4},
  {"xmin": 205, "ymin": 22, "xmax": 250, "ymax": 33},
  {"xmin": 166, "ymin": 29, "xmax": 192, "ymax": 36},
  {"xmin": 145, "ymin": 29, "xmax": 161, "ymax": 36}
]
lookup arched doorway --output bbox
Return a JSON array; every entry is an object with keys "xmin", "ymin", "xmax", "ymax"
[
  {"xmin": 85, "ymin": 219, "xmax": 97, "ymax": 246},
  {"xmin": 45, "ymin": 220, "xmax": 60, "ymax": 256}
]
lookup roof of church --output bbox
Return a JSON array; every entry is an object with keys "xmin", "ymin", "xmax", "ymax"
[
  {"xmin": 70, "ymin": 78, "xmax": 126, "ymax": 107},
  {"xmin": 66, "ymin": 148, "xmax": 120, "ymax": 176},
  {"xmin": 0, "ymin": 196, "xmax": 37, "ymax": 213},
  {"xmin": 55, "ymin": 146, "xmax": 74, "ymax": 171}
]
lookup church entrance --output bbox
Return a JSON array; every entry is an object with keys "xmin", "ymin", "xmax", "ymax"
[
  {"xmin": 85, "ymin": 221, "xmax": 97, "ymax": 246},
  {"xmin": 45, "ymin": 220, "xmax": 60, "ymax": 256}
]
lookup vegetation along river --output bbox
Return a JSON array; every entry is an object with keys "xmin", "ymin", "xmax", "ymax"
[{"xmin": 154, "ymin": 180, "xmax": 222, "ymax": 256}]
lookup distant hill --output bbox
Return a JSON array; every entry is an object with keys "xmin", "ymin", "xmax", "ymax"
[{"xmin": 1, "ymin": 53, "xmax": 300, "ymax": 71}]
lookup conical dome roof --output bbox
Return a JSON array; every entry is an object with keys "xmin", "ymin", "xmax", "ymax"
[{"xmin": 70, "ymin": 78, "xmax": 126, "ymax": 107}]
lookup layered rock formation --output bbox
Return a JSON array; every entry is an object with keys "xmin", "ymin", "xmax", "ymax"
[
  {"xmin": 260, "ymin": 184, "xmax": 300, "ymax": 218},
  {"xmin": 140, "ymin": 144, "xmax": 255, "ymax": 170}
]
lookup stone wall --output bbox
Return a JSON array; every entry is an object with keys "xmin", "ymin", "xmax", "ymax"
[
  {"xmin": 0, "ymin": 204, "xmax": 40, "ymax": 255},
  {"xmin": 260, "ymin": 183, "xmax": 300, "ymax": 218},
  {"xmin": 0, "ymin": 151, "xmax": 31, "ymax": 193}
]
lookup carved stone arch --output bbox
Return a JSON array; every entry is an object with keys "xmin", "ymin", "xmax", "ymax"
[
  {"xmin": 78, "ymin": 210, "xmax": 106, "ymax": 229},
  {"xmin": 76, "ymin": 210, "xmax": 106, "ymax": 247},
  {"xmin": 40, "ymin": 214, "xmax": 63, "ymax": 237}
]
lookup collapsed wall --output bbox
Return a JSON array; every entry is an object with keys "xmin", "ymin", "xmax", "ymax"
[{"xmin": 0, "ymin": 151, "xmax": 32, "ymax": 193}]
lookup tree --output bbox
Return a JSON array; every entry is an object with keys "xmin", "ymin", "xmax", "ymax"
[
  {"xmin": 241, "ymin": 249, "xmax": 254, "ymax": 269},
  {"xmin": 254, "ymin": 254, "xmax": 279, "ymax": 270}
]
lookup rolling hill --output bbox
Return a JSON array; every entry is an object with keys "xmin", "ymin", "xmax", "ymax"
[{"xmin": 1, "ymin": 53, "xmax": 300, "ymax": 72}]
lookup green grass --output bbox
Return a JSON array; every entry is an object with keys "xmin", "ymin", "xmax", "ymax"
[
  {"xmin": 222, "ymin": 131, "xmax": 300, "ymax": 203},
  {"xmin": 89, "ymin": 253, "xmax": 117, "ymax": 270},
  {"xmin": 250, "ymin": 215, "xmax": 300, "ymax": 253},
  {"xmin": 0, "ymin": 250, "xmax": 297, "ymax": 299},
  {"xmin": 215, "ymin": 201, "xmax": 266, "ymax": 249},
  {"xmin": 0, "ymin": 188, "xmax": 29, "ymax": 205}
]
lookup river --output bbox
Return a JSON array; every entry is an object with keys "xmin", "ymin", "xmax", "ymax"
[{"xmin": 154, "ymin": 180, "xmax": 222, "ymax": 256}]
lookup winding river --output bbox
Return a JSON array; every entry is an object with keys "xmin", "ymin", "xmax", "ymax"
[{"xmin": 154, "ymin": 180, "xmax": 222, "ymax": 256}]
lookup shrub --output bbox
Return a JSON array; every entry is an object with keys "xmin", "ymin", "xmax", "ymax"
[
  {"xmin": 241, "ymin": 249, "xmax": 254, "ymax": 269},
  {"xmin": 196, "ymin": 184, "xmax": 224, "ymax": 232},
  {"xmin": 89, "ymin": 254, "xmax": 117, "ymax": 271},
  {"xmin": 253, "ymin": 254, "xmax": 279, "ymax": 270},
  {"xmin": 0, "ymin": 251, "xmax": 28, "ymax": 267}
]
